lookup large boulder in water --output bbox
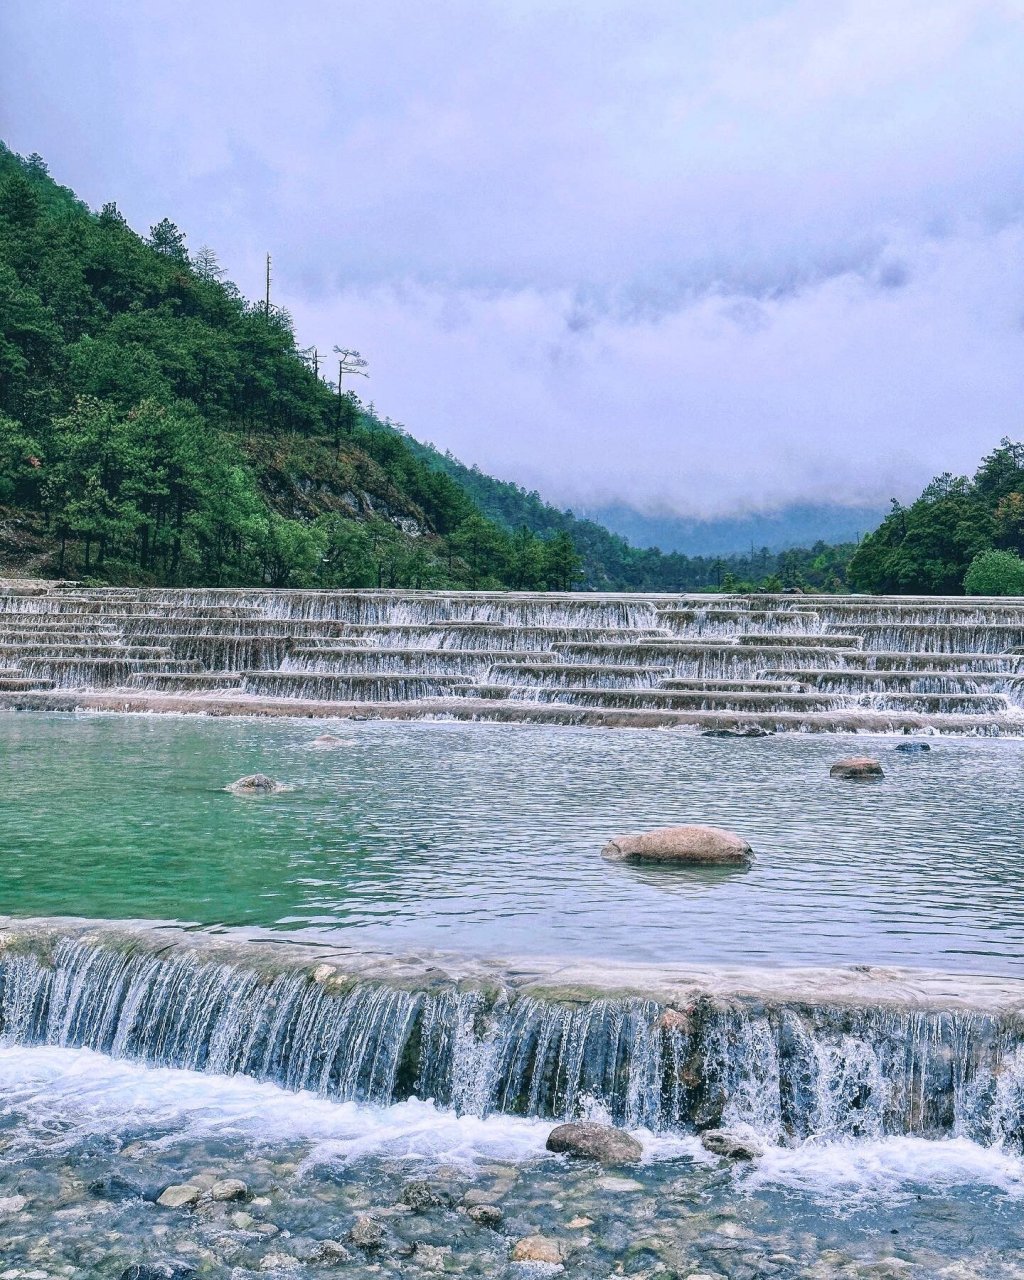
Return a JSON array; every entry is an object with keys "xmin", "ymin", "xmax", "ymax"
[
  {"xmin": 602, "ymin": 825, "xmax": 752, "ymax": 867},
  {"xmin": 225, "ymin": 773, "xmax": 282, "ymax": 795},
  {"xmin": 829, "ymin": 756, "xmax": 884, "ymax": 780},
  {"xmin": 895, "ymin": 741, "xmax": 931, "ymax": 753},
  {"xmin": 546, "ymin": 1121, "xmax": 643, "ymax": 1165}
]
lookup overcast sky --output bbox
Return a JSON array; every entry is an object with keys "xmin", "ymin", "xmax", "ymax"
[{"xmin": 2, "ymin": 0, "xmax": 1024, "ymax": 518}]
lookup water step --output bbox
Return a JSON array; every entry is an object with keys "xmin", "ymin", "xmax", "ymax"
[
  {"xmin": 242, "ymin": 671, "xmax": 475, "ymax": 701},
  {"xmin": 0, "ymin": 676, "xmax": 55, "ymax": 691},
  {"xmin": 19, "ymin": 657, "xmax": 205, "ymax": 688},
  {"xmin": 486, "ymin": 662, "xmax": 671, "ymax": 689},
  {"xmin": 473, "ymin": 686, "xmax": 845, "ymax": 712},
  {"xmin": 771, "ymin": 669, "xmax": 1012, "ymax": 693},
  {"xmin": 335, "ymin": 623, "xmax": 668, "ymax": 650},
  {"xmin": 127, "ymin": 673, "xmax": 246, "ymax": 692},
  {"xmin": 844, "ymin": 623, "xmax": 1024, "ymax": 653},
  {"xmin": 0, "ymin": 644, "xmax": 171, "ymax": 660},
  {"xmin": 282, "ymin": 646, "xmax": 556, "ymax": 675}
]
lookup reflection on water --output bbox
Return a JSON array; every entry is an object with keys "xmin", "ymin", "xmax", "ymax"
[{"xmin": 1, "ymin": 712, "xmax": 1023, "ymax": 973}]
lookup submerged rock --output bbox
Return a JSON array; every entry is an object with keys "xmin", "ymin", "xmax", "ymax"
[
  {"xmin": 467, "ymin": 1203, "xmax": 503, "ymax": 1227},
  {"xmin": 400, "ymin": 1180, "xmax": 452, "ymax": 1212},
  {"xmin": 546, "ymin": 1121, "xmax": 643, "ymax": 1164},
  {"xmin": 348, "ymin": 1215, "xmax": 385, "ymax": 1250},
  {"xmin": 829, "ymin": 756, "xmax": 884, "ymax": 780},
  {"xmin": 225, "ymin": 773, "xmax": 282, "ymax": 795},
  {"xmin": 156, "ymin": 1183, "xmax": 200, "ymax": 1209},
  {"xmin": 602, "ymin": 825, "xmax": 752, "ymax": 867},
  {"xmin": 511, "ymin": 1235, "xmax": 564, "ymax": 1264},
  {"xmin": 699, "ymin": 1129, "xmax": 765, "ymax": 1160},
  {"xmin": 311, "ymin": 733, "xmax": 346, "ymax": 748},
  {"xmin": 310, "ymin": 1240, "xmax": 352, "ymax": 1265},
  {"xmin": 895, "ymin": 742, "xmax": 932, "ymax": 753},
  {"xmin": 210, "ymin": 1177, "xmax": 248, "ymax": 1202}
]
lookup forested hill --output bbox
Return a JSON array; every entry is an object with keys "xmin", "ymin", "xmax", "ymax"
[
  {"xmin": 0, "ymin": 142, "xmax": 852, "ymax": 592},
  {"xmin": 849, "ymin": 439, "xmax": 1024, "ymax": 596}
]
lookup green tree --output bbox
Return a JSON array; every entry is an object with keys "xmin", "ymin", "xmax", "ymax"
[
  {"xmin": 544, "ymin": 531, "xmax": 584, "ymax": 591},
  {"xmin": 963, "ymin": 549, "xmax": 1024, "ymax": 597}
]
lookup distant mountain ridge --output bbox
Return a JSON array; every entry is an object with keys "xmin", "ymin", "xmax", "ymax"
[{"xmin": 583, "ymin": 502, "xmax": 885, "ymax": 557}]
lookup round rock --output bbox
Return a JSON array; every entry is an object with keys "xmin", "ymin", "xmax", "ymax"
[
  {"xmin": 601, "ymin": 825, "xmax": 752, "ymax": 867},
  {"xmin": 311, "ymin": 734, "xmax": 346, "ymax": 748},
  {"xmin": 225, "ymin": 773, "xmax": 281, "ymax": 795},
  {"xmin": 210, "ymin": 1178, "xmax": 248, "ymax": 1202},
  {"xmin": 895, "ymin": 742, "xmax": 931, "ymax": 753},
  {"xmin": 156, "ymin": 1183, "xmax": 200, "ymax": 1209},
  {"xmin": 699, "ymin": 1128, "xmax": 765, "ymax": 1160},
  {"xmin": 545, "ymin": 1120, "xmax": 644, "ymax": 1164},
  {"xmin": 829, "ymin": 756, "xmax": 884, "ymax": 780}
]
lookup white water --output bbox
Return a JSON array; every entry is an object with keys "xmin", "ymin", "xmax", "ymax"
[{"xmin": 2, "ymin": 1044, "xmax": 1022, "ymax": 1204}]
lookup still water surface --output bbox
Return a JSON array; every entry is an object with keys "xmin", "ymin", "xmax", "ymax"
[{"xmin": 1, "ymin": 711, "xmax": 1022, "ymax": 973}]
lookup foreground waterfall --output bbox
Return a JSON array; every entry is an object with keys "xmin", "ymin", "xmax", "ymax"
[
  {"xmin": 3, "ymin": 579, "xmax": 1024, "ymax": 733},
  {"xmin": 3, "ymin": 922, "xmax": 1024, "ymax": 1148}
]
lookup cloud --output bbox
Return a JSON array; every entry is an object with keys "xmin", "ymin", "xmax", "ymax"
[{"xmin": 2, "ymin": 0, "xmax": 1023, "ymax": 515}]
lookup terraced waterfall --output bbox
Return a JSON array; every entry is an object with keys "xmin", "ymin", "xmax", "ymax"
[{"xmin": 3, "ymin": 581, "xmax": 1024, "ymax": 732}]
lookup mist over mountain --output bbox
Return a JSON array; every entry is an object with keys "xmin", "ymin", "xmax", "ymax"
[{"xmin": 583, "ymin": 503, "xmax": 887, "ymax": 557}]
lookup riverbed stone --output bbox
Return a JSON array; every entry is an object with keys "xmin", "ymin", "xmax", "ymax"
[
  {"xmin": 511, "ymin": 1235, "xmax": 563, "ymax": 1264},
  {"xmin": 467, "ymin": 1203, "xmax": 503, "ymax": 1227},
  {"xmin": 400, "ymin": 1180, "xmax": 452, "ymax": 1212},
  {"xmin": 225, "ymin": 773, "xmax": 281, "ymax": 795},
  {"xmin": 310, "ymin": 1240, "xmax": 352, "ymax": 1264},
  {"xmin": 546, "ymin": 1121, "xmax": 643, "ymax": 1165},
  {"xmin": 349, "ymin": 1215, "xmax": 385, "ymax": 1250},
  {"xmin": 602, "ymin": 825, "xmax": 752, "ymax": 867},
  {"xmin": 699, "ymin": 1129, "xmax": 765, "ymax": 1160},
  {"xmin": 210, "ymin": 1178, "xmax": 248, "ymax": 1202},
  {"xmin": 156, "ymin": 1185, "xmax": 201, "ymax": 1210},
  {"xmin": 829, "ymin": 757, "xmax": 884, "ymax": 780}
]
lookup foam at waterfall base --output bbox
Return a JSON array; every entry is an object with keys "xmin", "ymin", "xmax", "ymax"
[{"xmin": 2, "ymin": 1044, "xmax": 1023, "ymax": 1204}]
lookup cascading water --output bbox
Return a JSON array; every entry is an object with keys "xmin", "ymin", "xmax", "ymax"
[
  {"xmin": 3, "ymin": 582, "xmax": 1024, "ymax": 731},
  {"xmin": 2, "ymin": 932, "xmax": 1024, "ymax": 1147}
]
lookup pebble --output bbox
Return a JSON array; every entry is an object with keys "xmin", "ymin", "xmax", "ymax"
[
  {"xmin": 230, "ymin": 1211, "xmax": 255, "ymax": 1230},
  {"xmin": 260, "ymin": 1253, "xmax": 298, "ymax": 1270}
]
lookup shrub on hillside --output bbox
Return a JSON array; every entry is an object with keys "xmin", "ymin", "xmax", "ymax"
[{"xmin": 963, "ymin": 549, "xmax": 1024, "ymax": 597}]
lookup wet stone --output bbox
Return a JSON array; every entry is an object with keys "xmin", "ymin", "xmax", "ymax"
[
  {"xmin": 156, "ymin": 1184, "xmax": 201, "ymax": 1210},
  {"xmin": 466, "ymin": 1203, "xmax": 503, "ymax": 1227},
  {"xmin": 401, "ymin": 1180, "xmax": 453, "ymax": 1212},
  {"xmin": 511, "ymin": 1235, "xmax": 564, "ymax": 1264},
  {"xmin": 349, "ymin": 1214, "xmax": 386, "ymax": 1250},
  {"xmin": 209, "ymin": 1177, "xmax": 247, "ymax": 1202}
]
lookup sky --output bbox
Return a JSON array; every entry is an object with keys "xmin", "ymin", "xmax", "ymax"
[{"xmin": 2, "ymin": 0, "xmax": 1024, "ymax": 520}]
